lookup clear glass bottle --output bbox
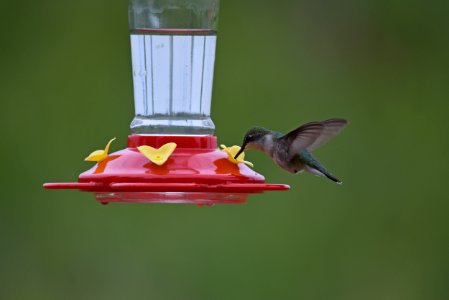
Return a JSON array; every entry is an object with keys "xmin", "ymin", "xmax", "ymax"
[{"xmin": 129, "ymin": 0, "xmax": 220, "ymax": 135}]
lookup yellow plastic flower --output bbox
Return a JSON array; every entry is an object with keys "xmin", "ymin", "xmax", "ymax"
[
  {"xmin": 138, "ymin": 142, "xmax": 177, "ymax": 166},
  {"xmin": 85, "ymin": 137, "xmax": 116, "ymax": 162},
  {"xmin": 220, "ymin": 144, "xmax": 254, "ymax": 167}
]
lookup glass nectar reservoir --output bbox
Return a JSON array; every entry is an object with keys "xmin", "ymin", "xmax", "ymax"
[{"xmin": 129, "ymin": 0, "xmax": 220, "ymax": 134}]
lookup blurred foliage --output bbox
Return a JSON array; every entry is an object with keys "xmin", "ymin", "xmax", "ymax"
[{"xmin": 1, "ymin": 0, "xmax": 449, "ymax": 299}]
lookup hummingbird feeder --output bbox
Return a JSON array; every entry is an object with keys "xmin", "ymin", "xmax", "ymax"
[{"xmin": 44, "ymin": 0, "xmax": 289, "ymax": 205}]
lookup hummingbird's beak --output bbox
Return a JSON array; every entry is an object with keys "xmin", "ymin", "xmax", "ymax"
[{"xmin": 234, "ymin": 143, "xmax": 246, "ymax": 160}]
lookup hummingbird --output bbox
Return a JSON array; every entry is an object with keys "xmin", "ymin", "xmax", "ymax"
[{"xmin": 234, "ymin": 119, "xmax": 348, "ymax": 184}]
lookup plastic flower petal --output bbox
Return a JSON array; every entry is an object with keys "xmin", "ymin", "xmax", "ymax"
[
  {"xmin": 85, "ymin": 137, "xmax": 116, "ymax": 162},
  {"xmin": 220, "ymin": 144, "xmax": 254, "ymax": 167},
  {"xmin": 138, "ymin": 142, "xmax": 177, "ymax": 166}
]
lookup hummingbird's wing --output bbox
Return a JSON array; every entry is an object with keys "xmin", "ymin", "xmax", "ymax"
[
  {"xmin": 281, "ymin": 121, "xmax": 325, "ymax": 158},
  {"xmin": 306, "ymin": 119, "xmax": 348, "ymax": 152},
  {"xmin": 282, "ymin": 119, "xmax": 348, "ymax": 159}
]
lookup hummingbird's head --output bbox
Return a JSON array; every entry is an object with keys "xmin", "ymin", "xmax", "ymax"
[{"xmin": 234, "ymin": 126, "xmax": 271, "ymax": 159}]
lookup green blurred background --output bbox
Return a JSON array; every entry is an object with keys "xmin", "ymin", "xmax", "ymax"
[{"xmin": 1, "ymin": 0, "xmax": 448, "ymax": 299}]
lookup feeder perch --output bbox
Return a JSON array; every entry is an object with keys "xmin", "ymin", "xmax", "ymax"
[{"xmin": 44, "ymin": 0, "xmax": 289, "ymax": 204}]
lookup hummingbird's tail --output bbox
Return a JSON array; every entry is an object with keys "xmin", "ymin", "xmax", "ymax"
[
  {"xmin": 304, "ymin": 165, "xmax": 342, "ymax": 184},
  {"xmin": 299, "ymin": 151, "xmax": 343, "ymax": 184},
  {"xmin": 323, "ymin": 172, "xmax": 342, "ymax": 184}
]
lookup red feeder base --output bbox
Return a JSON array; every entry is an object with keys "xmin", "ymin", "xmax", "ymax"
[{"xmin": 44, "ymin": 135, "xmax": 289, "ymax": 205}]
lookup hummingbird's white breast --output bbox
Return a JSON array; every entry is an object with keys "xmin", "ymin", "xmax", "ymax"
[{"xmin": 260, "ymin": 134, "xmax": 275, "ymax": 157}]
